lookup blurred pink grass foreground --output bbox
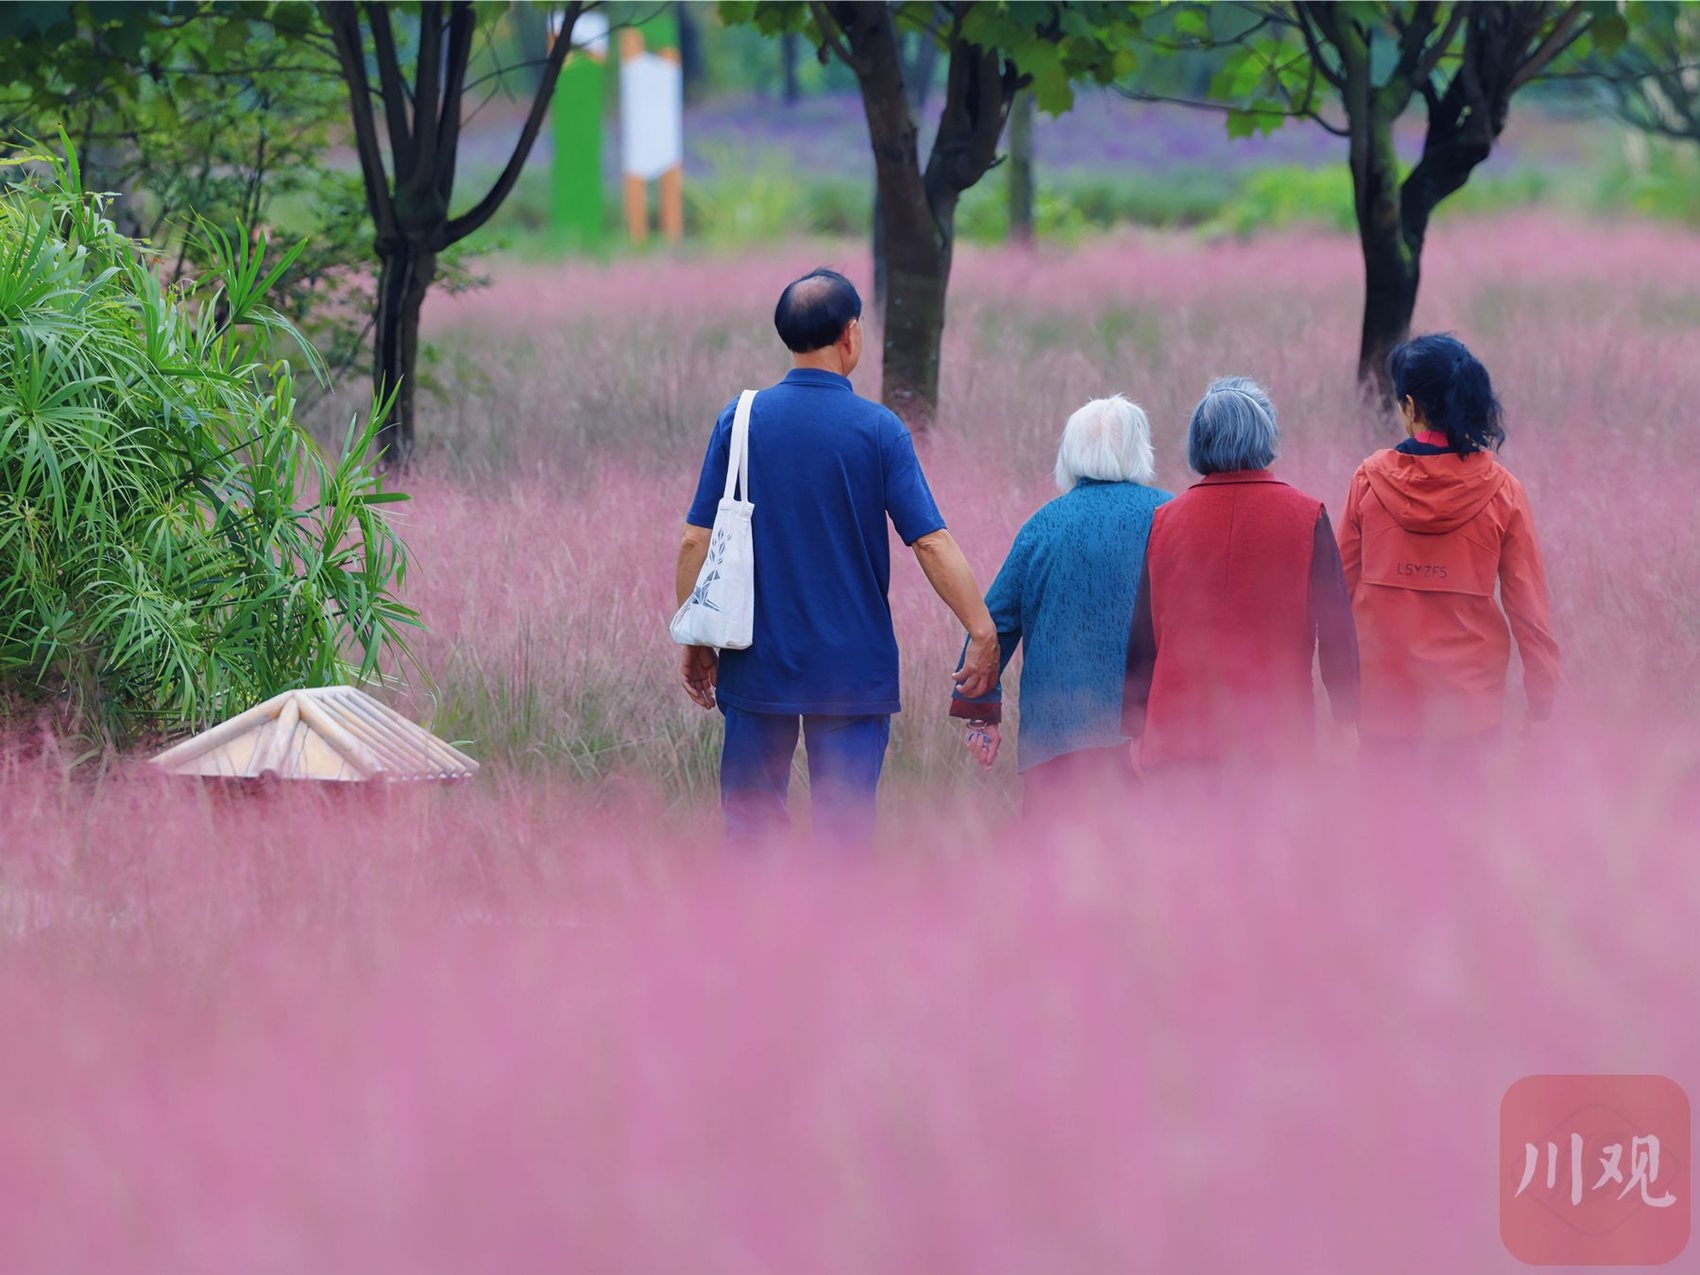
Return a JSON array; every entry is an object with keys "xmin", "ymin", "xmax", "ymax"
[
  {"xmin": 3, "ymin": 737, "xmax": 1698, "ymax": 1272},
  {"xmin": 6, "ymin": 212, "xmax": 1700, "ymax": 1270}
]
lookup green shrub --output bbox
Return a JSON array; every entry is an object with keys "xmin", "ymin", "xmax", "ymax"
[
  {"xmin": 957, "ymin": 166, "xmax": 1092, "ymax": 245},
  {"xmin": 1207, "ymin": 165, "xmax": 1357, "ymax": 236},
  {"xmin": 0, "ymin": 149, "xmax": 418, "ymax": 745},
  {"xmin": 1592, "ymin": 136, "xmax": 1700, "ymax": 227},
  {"xmin": 797, "ymin": 178, "xmax": 873, "ymax": 238},
  {"xmin": 1206, "ymin": 163, "xmax": 1561, "ymax": 238},
  {"xmin": 686, "ymin": 144, "xmax": 870, "ymax": 244},
  {"xmin": 1445, "ymin": 165, "xmax": 1556, "ymax": 216},
  {"xmin": 1061, "ymin": 168, "xmax": 1239, "ymax": 229},
  {"xmin": 685, "ymin": 143, "xmax": 814, "ymax": 246},
  {"xmin": 959, "ymin": 166, "xmax": 1247, "ymax": 242}
]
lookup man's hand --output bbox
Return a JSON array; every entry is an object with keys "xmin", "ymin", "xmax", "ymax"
[
  {"xmin": 965, "ymin": 720, "xmax": 1001, "ymax": 768},
  {"xmin": 681, "ymin": 645, "xmax": 718, "ymax": 709},
  {"xmin": 952, "ymin": 628, "xmax": 999, "ymax": 700}
]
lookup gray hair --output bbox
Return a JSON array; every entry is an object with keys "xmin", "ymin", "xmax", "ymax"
[
  {"xmin": 1054, "ymin": 394, "xmax": 1156, "ymax": 493},
  {"xmin": 1186, "ymin": 376, "xmax": 1280, "ymax": 475}
]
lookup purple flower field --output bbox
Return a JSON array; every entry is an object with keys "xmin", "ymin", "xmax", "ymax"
[{"xmin": 461, "ymin": 91, "xmax": 1589, "ymax": 184}]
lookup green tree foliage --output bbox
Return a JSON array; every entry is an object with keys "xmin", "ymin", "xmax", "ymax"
[
  {"xmin": 1601, "ymin": 1, "xmax": 1700, "ymax": 147},
  {"xmin": 720, "ymin": 1, "xmax": 1150, "ymax": 428},
  {"xmin": 318, "ymin": 0, "xmax": 594, "ymax": 466},
  {"xmin": 0, "ymin": 2, "xmax": 377, "ymax": 398},
  {"xmin": 1180, "ymin": 1, "xmax": 1624, "ymax": 399},
  {"xmin": 0, "ymin": 149, "xmax": 418, "ymax": 746},
  {"xmin": 0, "ymin": 1, "xmax": 205, "ymax": 121}
]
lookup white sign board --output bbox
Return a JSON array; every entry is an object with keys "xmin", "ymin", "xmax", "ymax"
[
  {"xmin": 567, "ymin": 11, "xmax": 609, "ymax": 56},
  {"xmin": 620, "ymin": 52, "xmax": 683, "ymax": 181}
]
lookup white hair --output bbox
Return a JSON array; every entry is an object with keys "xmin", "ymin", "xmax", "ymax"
[{"xmin": 1054, "ymin": 394, "xmax": 1156, "ymax": 493}]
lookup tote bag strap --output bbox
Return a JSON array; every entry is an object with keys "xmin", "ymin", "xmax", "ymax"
[{"xmin": 722, "ymin": 389, "xmax": 756, "ymax": 503}]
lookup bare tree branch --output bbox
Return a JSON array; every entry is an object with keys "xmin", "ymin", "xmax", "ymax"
[
  {"xmin": 413, "ymin": 1, "xmax": 445, "ymax": 182},
  {"xmin": 434, "ymin": 2, "xmax": 477, "ymax": 209},
  {"xmin": 1293, "ymin": 3, "xmax": 1346, "ymax": 91},
  {"xmin": 441, "ymin": 0, "xmax": 583, "ymax": 244},
  {"xmin": 1511, "ymin": 3, "xmax": 1590, "ymax": 91},
  {"xmin": 1413, "ymin": 4, "xmax": 1468, "ymax": 87},
  {"xmin": 1113, "ymin": 84, "xmax": 1349, "ymax": 137},
  {"xmin": 809, "ymin": 0, "xmax": 865, "ymax": 75},
  {"xmin": 362, "ymin": 0, "xmax": 415, "ymax": 170},
  {"xmin": 319, "ymin": 1, "xmax": 395, "ymax": 232}
]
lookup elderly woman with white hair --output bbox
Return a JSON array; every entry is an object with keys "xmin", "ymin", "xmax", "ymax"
[
  {"xmin": 951, "ymin": 394, "xmax": 1172, "ymax": 815},
  {"xmin": 1122, "ymin": 376, "xmax": 1359, "ymax": 770}
]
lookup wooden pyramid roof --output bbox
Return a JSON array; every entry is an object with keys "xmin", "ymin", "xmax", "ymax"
[{"xmin": 150, "ymin": 686, "xmax": 479, "ymax": 782}]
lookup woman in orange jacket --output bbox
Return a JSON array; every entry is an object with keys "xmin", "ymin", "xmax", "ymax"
[{"xmin": 1338, "ymin": 334, "xmax": 1560, "ymax": 748}]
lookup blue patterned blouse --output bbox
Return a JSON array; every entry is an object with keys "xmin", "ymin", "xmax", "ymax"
[{"xmin": 952, "ymin": 478, "xmax": 1172, "ymax": 772}]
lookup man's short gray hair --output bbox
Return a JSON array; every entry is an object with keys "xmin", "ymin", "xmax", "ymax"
[
  {"xmin": 1186, "ymin": 376, "xmax": 1280, "ymax": 475},
  {"xmin": 1054, "ymin": 394, "xmax": 1156, "ymax": 493}
]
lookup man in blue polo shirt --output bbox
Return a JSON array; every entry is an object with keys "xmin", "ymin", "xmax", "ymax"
[{"xmin": 675, "ymin": 268, "xmax": 998, "ymax": 844}]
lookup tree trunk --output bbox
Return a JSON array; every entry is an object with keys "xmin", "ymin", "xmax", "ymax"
[
  {"xmin": 835, "ymin": 5, "xmax": 944, "ymax": 429},
  {"xmin": 1008, "ymin": 88, "xmax": 1035, "ymax": 245},
  {"xmin": 870, "ymin": 31, "xmax": 937, "ymax": 317},
  {"xmin": 1346, "ymin": 105, "xmax": 1413, "ymax": 406},
  {"xmin": 1297, "ymin": 0, "xmax": 1570, "ymax": 409},
  {"xmin": 324, "ymin": 0, "xmax": 578, "ymax": 467},
  {"xmin": 781, "ymin": 32, "xmax": 800, "ymax": 104},
  {"xmin": 880, "ymin": 208, "xmax": 951, "ymax": 429},
  {"xmin": 1357, "ymin": 223, "xmax": 1419, "ymax": 401},
  {"xmin": 872, "ymin": 189, "xmax": 886, "ymax": 308},
  {"xmin": 827, "ymin": 0, "xmax": 1013, "ymax": 430},
  {"xmin": 676, "ymin": 2, "xmax": 704, "ymax": 100},
  {"xmin": 373, "ymin": 242, "xmax": 437, "ymax": 467}
]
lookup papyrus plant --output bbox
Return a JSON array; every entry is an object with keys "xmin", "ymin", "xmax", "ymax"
[{"xmin": 0, "ymin": 147, "xmax": 419, "ymax": 745}]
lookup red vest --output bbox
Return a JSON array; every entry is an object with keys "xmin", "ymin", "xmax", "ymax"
[{"xmin": 1142, "ymin": 472, "xmax": 1324, "ymax": 767}]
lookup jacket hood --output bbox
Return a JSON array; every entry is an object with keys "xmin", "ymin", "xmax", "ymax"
[{"xmin": 1361, "ymin": 448, "xmax": 1508, "ymax": 534}]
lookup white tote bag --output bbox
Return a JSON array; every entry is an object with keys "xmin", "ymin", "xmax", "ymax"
[{"xmin": 670, "ymin": 389, "xmax": 756, "ymax": 650}]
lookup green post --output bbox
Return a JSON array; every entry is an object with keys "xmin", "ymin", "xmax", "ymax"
[
  {"xmin": 639, "ymin": 9, "xmax": 679, "ymax": 54},
  {"xmin": 551, "ymin": 24, "xmax": 606, "ymax": 253}
]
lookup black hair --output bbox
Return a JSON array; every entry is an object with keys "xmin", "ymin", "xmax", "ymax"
[
  {"xmin": 1386, "ymin": 332, "xmax": 1505, "ymax": 456},
  {"xmin": 773, "ymin": 268, "xmax": 862, "ymax": 353}
]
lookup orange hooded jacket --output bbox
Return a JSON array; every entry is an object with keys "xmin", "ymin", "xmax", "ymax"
[{"xmin": 1337, "ymin": 446, "xmax": 1560, "ymax": 742}]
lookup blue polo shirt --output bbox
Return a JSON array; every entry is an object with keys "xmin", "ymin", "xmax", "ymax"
[{"xmin": 686, "ymin": 368, "xmax": 945, "ymax": 715}]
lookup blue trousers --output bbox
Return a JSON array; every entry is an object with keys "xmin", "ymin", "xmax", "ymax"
[{"xmin": 719, "ymin": 706, "xmax": 890, "ymax": 846}]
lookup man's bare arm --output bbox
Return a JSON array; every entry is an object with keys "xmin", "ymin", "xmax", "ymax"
[
  {"xmin": 675, "ymin": 524, "xmax": 717, "ymax": 709},
  {"xmin": 676, "ymin": 524, "xmax": 711, "ymax": 607},
  {"xmin": 910, "ymin": 529, "xmax": 998, "ymax": 698}
]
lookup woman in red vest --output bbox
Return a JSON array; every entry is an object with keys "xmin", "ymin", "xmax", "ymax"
[
  {"xmin": 1123, "ymin": 377, "xmax": 1359, "ymax": 769},
  {"xmin": 1337, "ymin": 335, "xmax": 1559, "ymax": 751}
]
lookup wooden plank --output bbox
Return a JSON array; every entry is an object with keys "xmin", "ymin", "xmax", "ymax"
[
  {"xmin": 338, "ymin": 690, "xmax": 475, "ymax": 773},
  {"xmin": 151, "ymin": 690, "xmax": 290, "ymax": 770},
  {"xmin": 253, "ymin": 694, "xmax": 301, "ymax": 776},
  {"xmin": 321, "ymin": 693, "xmax": 425, "ymax": 775},
  {"xmin": 293, "ymin": 694, "xmax": 385, "ymax": 779}
]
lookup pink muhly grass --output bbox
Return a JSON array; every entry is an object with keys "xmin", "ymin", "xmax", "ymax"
[
  {"xmin": 4, "ymin": 211, "xmax": 1699, "ymax": 1269},
  {"xmin": 2, "ymin": 735, "xmax": 1699, "ymax": 1272}
]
